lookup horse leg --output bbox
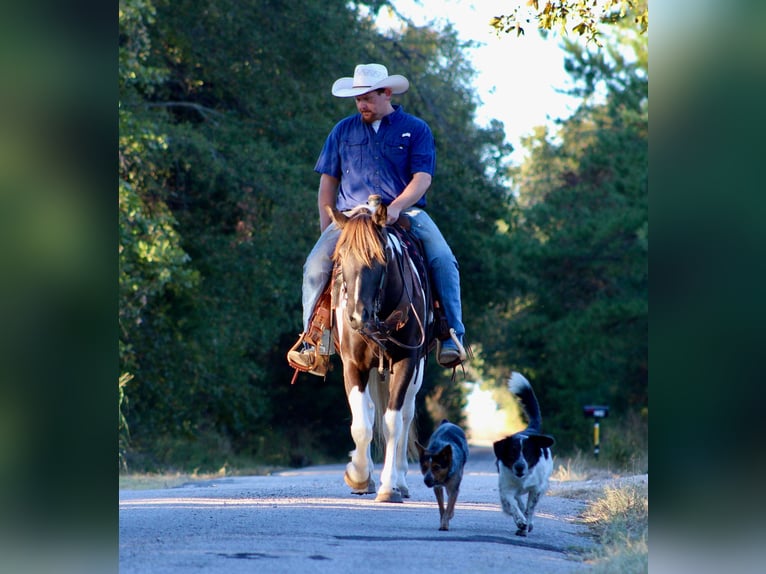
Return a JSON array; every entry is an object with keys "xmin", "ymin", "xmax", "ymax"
[
  {"xmin": 391, "ymin": 357, "xmax": 424, "ymax": 499},
  {"xmin": 344, "ymin": 384, "xmax": 376, "ymax": 494},
  {"xmin": 376, "ymin": 358, "xmax": 423, "ymax": 502},
  {"xmin": 376, "ymin": 407, "xmax": 404, "ymax": 503}
]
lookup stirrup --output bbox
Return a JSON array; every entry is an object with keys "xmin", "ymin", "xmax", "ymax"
[
  {"xmin": 288, "ymin": 284, "xmax": 334, "ymax": 383},
  {"xmin": 287, "ymin": 333, "xmax": 329, "ymax": 382},
  {"xmin": 436, "ymin": 328, "xmax": 468, "ymax": 368}
]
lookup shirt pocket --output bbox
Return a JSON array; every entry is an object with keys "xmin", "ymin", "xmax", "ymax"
[
  {"xmin": 384, "ymin": 138, "xmax": 410, "ymax": 161},
  {"xmin": 340, "ymin": 135, "xmax": 368, "ymax": 170}
]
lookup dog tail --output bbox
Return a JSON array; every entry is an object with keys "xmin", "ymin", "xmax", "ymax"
[{"xmin": 508, "ymin": 372, "xmax": 543, "ymax": 433}]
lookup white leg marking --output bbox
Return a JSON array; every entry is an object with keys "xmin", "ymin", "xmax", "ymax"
[
  {"xmin": 379, "ymin": 407, "xmax": 402, "ymax": 495},
  {"xmin": 346, "ymin": 386, "xmax": 374, "ymax": 484},
  {"xmin": 395, "ymin": 359, "xmax": 424, "ymax": 491}
]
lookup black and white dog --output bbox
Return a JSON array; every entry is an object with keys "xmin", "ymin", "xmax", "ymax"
[{"xmin": 493, "ymin": 372, "xmax": 555, "ymax": 536}]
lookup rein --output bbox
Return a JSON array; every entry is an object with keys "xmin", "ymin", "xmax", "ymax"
[
  {"xmin": 373, "ymin": 231, "xmax": 426, "ymax": 351},
  {"xmin": 344, "ymin": 225, "xmax": 426, "ymax": 355}
]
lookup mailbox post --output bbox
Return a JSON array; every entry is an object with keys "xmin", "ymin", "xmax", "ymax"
[{"xmin": 583, "ymin": 405, "xmax": 609, "ymax": 459}]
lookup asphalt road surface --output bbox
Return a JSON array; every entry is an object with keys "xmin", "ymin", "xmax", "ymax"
[{"xmin": 120, "ymin": 447, "xmax": 610, "ymax": 573}]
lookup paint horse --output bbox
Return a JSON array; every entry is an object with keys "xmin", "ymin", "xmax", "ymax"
[{"xmin": 328, "ymin": 197, "xmax": 431, "ymax": 503}]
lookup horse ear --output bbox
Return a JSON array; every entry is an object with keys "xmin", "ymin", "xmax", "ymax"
[
  {"xmin": 373, "ymin": 203, "xmax": 388, "ymax": 227},
  {"xmin": 326, "ymin": 205, "xmax": 348, "ymax": 228}
]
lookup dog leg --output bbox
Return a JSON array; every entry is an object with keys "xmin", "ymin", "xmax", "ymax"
[
  {"xmin": 500, "ymin": 491, "xmax": 528, "ymax": 536},
  {"xmin": 524, "ymin": 490, "xmax": 542, "ymax": 534},
  {"xmin": 434, "ymin": 486, "xmax": 449, "ymax": 530},
  {"xmin": 442, "ymin": 486, "xmax": 459, "ymax": 530},
  {"xmin": 514, "ymin": 493, "xmax": 530, "ymax": 536}
]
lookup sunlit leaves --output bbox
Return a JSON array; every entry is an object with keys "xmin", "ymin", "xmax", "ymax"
[
  {"xmin": 490, "ymin": 1, "xmax": 648, "ymax": 46},
  {"xmin": 118, "ymin": 179, "xmax": 198, "ymax": 329}
]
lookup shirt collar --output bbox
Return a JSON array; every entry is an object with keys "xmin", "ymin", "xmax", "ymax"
[{"xmin": 383, "ymin": 104, "xmax": 402, "ymax": 125}]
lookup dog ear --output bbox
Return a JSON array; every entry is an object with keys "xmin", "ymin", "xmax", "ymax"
[
  {"xmin": 531, "ymin": 434, "xmax": 555, "ymax": 449},
  {"xmin": 493, "ymin": 438, "xmax": 507, "ymax": 460},
  {"xmin": 436, "ymin": 443, "xmax": 453, "ymax": 465},
  {"xmin": 415, "ymin": 441, "xmax": 427, "ymax": 459}
]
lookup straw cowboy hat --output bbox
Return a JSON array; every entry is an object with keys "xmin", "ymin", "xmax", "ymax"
[{"xmin": 331, "ymin": 63, "xmax": 409, "ymax": 98}]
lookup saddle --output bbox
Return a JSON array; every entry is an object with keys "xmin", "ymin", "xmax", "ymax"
[
  {"xmin": 388, "ymin": 221, "xmax": 453, "ymax": 351},
  {"xmin": 390, "ymin": 221, "xmax": 469, "ymax": 370}
]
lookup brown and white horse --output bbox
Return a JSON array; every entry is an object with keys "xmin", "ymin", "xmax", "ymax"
[{"xmin": 328, "ymin": 200, "xmax": 431, "ymax": 502}]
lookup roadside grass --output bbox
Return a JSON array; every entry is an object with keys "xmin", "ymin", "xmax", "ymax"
[
  {"xmin": 581, "ymin": 481, "xmax": 648, "ymax": 573},
  {"xmin": 550, "ymin": 452, "xmax": 648, "ymax": 573},
  {"xmin": 551, "ymin": 450, "xmax": 592, "ymax": 482},
  {"xmin": 119, "ymin": 463, "xmax": 280, "ymax": 490},
  {"xmin": 550, "ymin": 417, "xmax": 647, "ymax": 574}
]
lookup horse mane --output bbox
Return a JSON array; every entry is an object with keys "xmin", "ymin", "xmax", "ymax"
[{"xmin": 332, "ymin": 208, "xmax": 387, "ymax": 268}]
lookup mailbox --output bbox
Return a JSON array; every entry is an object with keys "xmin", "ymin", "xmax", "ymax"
[
  {"xmin": 583, "ymin": 405, "xmax": 609, "ymax": 459},
  {"xmin": 583, "ymin": 405, "xmax": 610, "ymax": 419}
]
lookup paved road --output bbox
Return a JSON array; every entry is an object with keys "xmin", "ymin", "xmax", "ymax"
[{"xmin": 119, "ymin": 447, "xmax": 601, "ymax": 573}]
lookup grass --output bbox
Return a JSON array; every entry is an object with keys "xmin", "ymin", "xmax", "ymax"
[
  {"xmin": 580, "ymin": 481, "xmax": 649, "ymax": 573},
  {"xmin": 119, "ymin": 463, "xmax": 280, "ymax": 490},
  {"xmin": 551, "ymin": 451, "xmax": 592, "ymax": 482},
  {"xmin": 548, "ymin": 447, "xmax": 648, "ymax": 573}
]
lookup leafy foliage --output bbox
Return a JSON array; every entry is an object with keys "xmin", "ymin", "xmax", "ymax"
[
  {"xmin": 490, "ymin": 0, "xmax": 648, "ymax": 46},
  {"xmin": 482, "ymin": 28, "xmax": 648, "ymax": 450}
]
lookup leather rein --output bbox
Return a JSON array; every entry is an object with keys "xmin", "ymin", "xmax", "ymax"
[{"xmin": 357, "ymin": 228, "xmax": 427, "ymax": 354}]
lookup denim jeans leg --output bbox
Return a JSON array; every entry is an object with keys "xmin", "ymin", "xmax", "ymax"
[
  {"xmin": 302, "ymin": 224, "xmax": 340, "ymax": 332},
  {"xmin": 404, "ymin": 208, "xmax": 465, "ymax": 341}
]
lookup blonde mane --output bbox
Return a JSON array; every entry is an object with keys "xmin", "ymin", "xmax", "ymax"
[{"xmin": 332, "ymin": 209, "xmax": 386, "ymax": 268}]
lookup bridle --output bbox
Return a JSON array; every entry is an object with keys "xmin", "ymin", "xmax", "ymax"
[{"xmin": 343, "ymin": 226, "xmax": 427, "ymax": 356}]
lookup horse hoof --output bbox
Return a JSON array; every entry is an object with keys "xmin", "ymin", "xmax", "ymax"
[
  {"xmin": 375, "ymin": 489, "xmax": 404, "ymax": 503},
  {"xmin": 344, "ymin": 471, "xmax": 376, "ymax": 494},
  {"xmin": 398, "ymin": 485, "xmax": 410, "ymax": 498}
]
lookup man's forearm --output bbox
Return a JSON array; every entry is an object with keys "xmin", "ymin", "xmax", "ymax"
[{"xmin": 318, "ymin": 174, "xmax": 339, "ymax": 231}]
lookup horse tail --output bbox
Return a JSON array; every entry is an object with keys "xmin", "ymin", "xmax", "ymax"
[{"xmin": 367, "ymin": 370, "xmax": 419, "ymax": 462}]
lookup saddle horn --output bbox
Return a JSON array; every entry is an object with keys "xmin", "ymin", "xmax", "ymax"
[{"xmin": 368, "ymin": 194, "xmax": 388, "ymax": 227}]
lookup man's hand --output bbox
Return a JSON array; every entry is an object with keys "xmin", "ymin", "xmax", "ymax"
[{"xmin": 386, "ymin": 204, "xmax": 402, "ymax": 224}]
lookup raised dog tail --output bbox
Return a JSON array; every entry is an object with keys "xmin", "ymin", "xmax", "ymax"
[{"xmin": 508, "ymin": 372, "xmax": 544, "ymax": 433}]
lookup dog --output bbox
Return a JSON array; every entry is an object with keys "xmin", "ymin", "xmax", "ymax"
[
  {"xmin": 493, "ymin": 372, "xmax": 555, "ymax": 536},
  {"xmin": 416, "ymin": 419, "xmax": 469, "ymax": 531}
]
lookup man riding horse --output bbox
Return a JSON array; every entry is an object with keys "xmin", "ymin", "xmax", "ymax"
[{"xmin": 287, "ymin": 63, "xmax": 467, "ymax": 375}]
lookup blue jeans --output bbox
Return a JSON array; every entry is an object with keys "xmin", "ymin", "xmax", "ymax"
[{"xmin": 301, "ymin": 208, "xmax": 465, "ymax": 343}]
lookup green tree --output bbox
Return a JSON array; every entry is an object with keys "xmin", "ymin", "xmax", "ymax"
[
  {"xmin": 482, "ymin": 28, "xmax": 648, "ymax": 454},
  {"xmin": 119, "ymin": 0, "xmax": 200, "ymax": 450}
]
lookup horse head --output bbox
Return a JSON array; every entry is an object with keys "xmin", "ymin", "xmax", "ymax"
[{"xmin": 327, "ymin": 202, "xmax": 389, "ymax": 333}]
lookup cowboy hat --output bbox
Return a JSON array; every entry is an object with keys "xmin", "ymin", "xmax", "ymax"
[{"xmin": 331, "ymin": 63, "xmax": 409, "ymax": 98}]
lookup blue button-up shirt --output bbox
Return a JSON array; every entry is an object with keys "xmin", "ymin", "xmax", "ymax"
[{"xmin": 314, "ymin": 105, "xmax": 436, "ymax": 212}]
